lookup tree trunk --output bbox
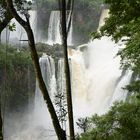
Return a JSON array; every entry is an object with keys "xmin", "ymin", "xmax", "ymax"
[
  {"xmin": 60, "ymin": 0, "xmax": 75, "ymax": 139},
  {"xmin": 6, "ymin": 0, "xmax": 66, "ymax": 139},
  {"xmin": 0, "ymin": 32, "xmax": 1, "ymax": 44},
  {"xmin": 0, "ymin": 106, "xmax": 3, "ymax": 140}
]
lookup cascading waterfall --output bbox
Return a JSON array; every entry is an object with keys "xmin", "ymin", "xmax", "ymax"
[
  {"xmin": 33, "ymin": 55, "xmax": 67, "ymax": 139},
  {"xmin": 47, "ymin": 11, "xmax": 62, "ymax": 45},
  {"xmin": 36, "ymin": 53, "xmax": 57, "ymax": 97},
  {"xmin": 57, "ymin": 59, "xmax": 66, "ymax": 98},
  {"xmin": 4, "ymin": 8, "xmax": 133, "ymax": 140},
  {"xmin": 4, "ymin": 36, "xmax": 132, "ymax": 139},
  {"xmin": 34, "ymin": 36, "xmax": 132, "ymax": 136},
  {"xmin": 70, "ymin": 37, "xmax": 132, "ymax": 118},
  {"xmin": 47, "ymin": 11, "xmax": 73, "ymax": 45},
  {"xmin": 34, "ymin": 9, "xmax": 132, "ymax": 135},
  {"xmin": 34, "ymin": 54, "xmax": 57, "ymax": 140}
]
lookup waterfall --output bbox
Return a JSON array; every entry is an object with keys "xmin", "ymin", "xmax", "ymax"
[
  {"xmin": 47, "ymin": 11, "xmax": 73, "ymax": 45},
  {"xmin": 47, "ymin": 11, "xmax": 61, "ymax": 45},
  {"xmin": 4, "ymin": 36, "xmax": 132, "ymax": 139},
  {"xmin": 98, "ymin": 9, "xmax": 109, "ymax": 30},
  {"xmin": 38, "ymin": 53, "xmax": 57, "ymax": 96},
  {"xmin": 34, "ymin": 54, "xmax": 57, "ymax": 140},
  {"xmin": 57, "ymin": 59, "xmax": 66, "ymax": 97},
  {"xmin": 33, "ymin": 54, "xmax": 68, "ymax": 139},
  {"xmin": 34, "ymin": 36, "xmax": 132, "ymax": 136},
  {"xmin": 4, "ymin": 8, "xmax": 133, "ymax": 140},
  {"xmin": 69, "ymin": 36, "xmax": 131, "ymax": 118}
]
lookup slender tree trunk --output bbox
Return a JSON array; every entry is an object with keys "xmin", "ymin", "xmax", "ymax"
[
  {"xmin": 6, "ymin": 0, "xmax": 66, "ymax": 139},
  {"xmin": 0, "ymin": 32, "xmax": 1, "ymax": 44},
  {"xmin": 60, "ymin": 0, "xmax": 75, "ymax": 139},
  {"xmin": 0, "ymin": 106, "xmax": 3, "ymax": 140}
]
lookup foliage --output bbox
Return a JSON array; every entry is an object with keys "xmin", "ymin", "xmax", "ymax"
[
  {"xmin": 54, "ymin": 92, "xmax": 67, "ymax": 128},
  {"xmin": 36, "ymin": 43, "xmax": 64, "ymax": 58},
  {"xmin": 14, "ymin": 0, "xmax": 32, "ymax": 12},
  {"xmin": 0, "ymin": 1, "xmax": 8, "ymax": 20},
  {"xmin": 78, "ymin": 96, "xmax": 140, "ymax": 140},
  {"xmin": 0, "ymin": 44, "xmax": 35, "ymax": 111},
  {"xmin": 76, "ymin": 117, "xmax": 90, "ymax": 133}
]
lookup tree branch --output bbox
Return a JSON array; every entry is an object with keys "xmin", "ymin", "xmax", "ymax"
[{"xmin": 6, "ymin": 0, "xmax": 27, "ymax": 27}]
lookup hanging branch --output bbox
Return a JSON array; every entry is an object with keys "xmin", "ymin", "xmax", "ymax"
[{"xmin": 6, "ymin": 0, "xmax": 66, "ymax": 139}]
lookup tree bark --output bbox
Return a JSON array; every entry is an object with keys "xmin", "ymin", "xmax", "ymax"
[
  {"xmin": 60, "ymin": 0, "xmax": 75, "ymax": 139},
  {"xmin": 0, "ymin": 105, "xmax": 3, "ymax": 140},
  {"xmin": 6, "ymin": 0, "xmax": 66, "ymax": 139}
]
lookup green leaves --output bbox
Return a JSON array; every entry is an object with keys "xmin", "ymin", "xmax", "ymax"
[
  {"xmin": 79, "ymin": 96, "xmax": 140, "ymax": 140},
  {"xmin": 91, "ymin": 31, "xmax": 101, "ymax": 40},
  {"xmin": 76, "ymin": 117, "xmax": 90, "ymax": 133},
  {"xmin": 8, "ymin": 22, "xmax": 16, "ymax": 31}
]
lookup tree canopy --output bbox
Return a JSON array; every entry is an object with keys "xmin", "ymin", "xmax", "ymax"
[{"xmin": 79, "ymin": 97, "xmax": 140, "ymax": 140}]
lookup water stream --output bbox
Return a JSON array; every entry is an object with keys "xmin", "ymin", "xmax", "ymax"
[{"xmin": 47, "ymin": 11, "xmax": 73, "ymax": 45}]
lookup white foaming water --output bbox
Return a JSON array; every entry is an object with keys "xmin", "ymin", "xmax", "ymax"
[
  {"xmin": 47, "ymin": 11, "xmax": 73, "ymax": 45},
  {"xmin": 69, "ymin": 37, "xmax": 132, "ymax": 118}
]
